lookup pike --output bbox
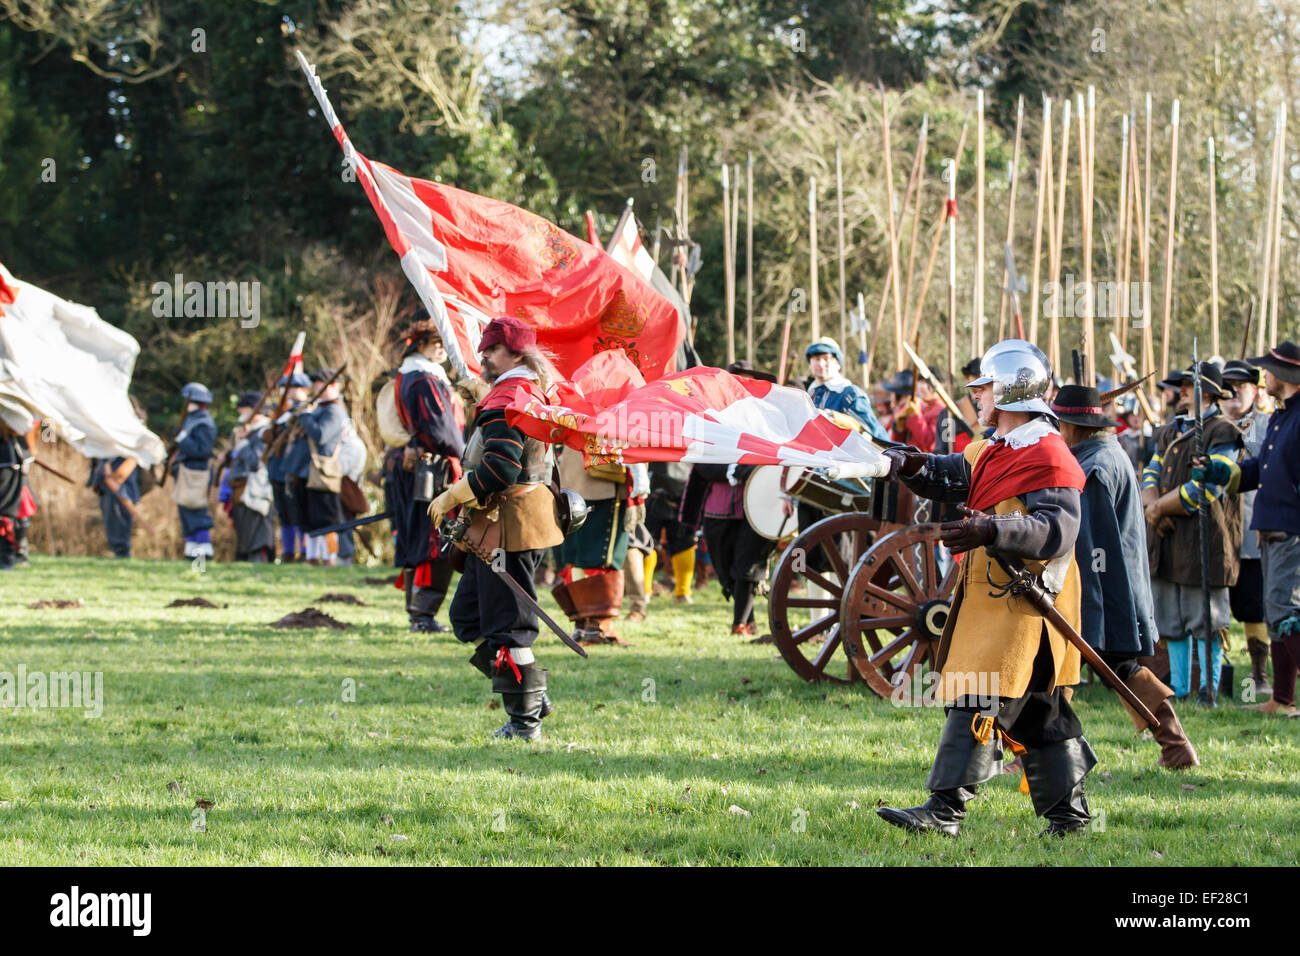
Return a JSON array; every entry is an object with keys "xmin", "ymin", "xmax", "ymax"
[
  {"xmin": 263, "ymin": 360, "xmax": 348, "ymax": 463},
  {"xmin": 1191, "ymin": 337, "xmax": 1216, "ymax": 705},
  {"xmin": 959, "ymin": 506, "xmax": 1160, "ymax": 729},
  {"xmin": 1002, "ymin": 243, "xmax": 1026, "ymax": 339},
  {"xmin": 258, "ymin": 331, "xmax": 308, "ymax": 463},
  {"xmin": 442, "ymin": 515, "xmax": 588, "ymax": 659},
  {"xmin": 903, "ymin": 341, "xmax": 967, "ymax": 426},
  {"xmin": 1108, "ymin": 331, "xmax": 1160, "ymax": 426}
]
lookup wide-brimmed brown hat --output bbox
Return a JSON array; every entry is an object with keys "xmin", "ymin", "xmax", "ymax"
[
  {"xmin": 1247, "ymin": 341, "xmax": 1300, "ymax": 385},
  {"xmin": 1050, "ymin": 385, "xmax": 1121, "ymax": 429},
  {"xmin": 1161, "ymin": 363, "xmax": 1234, "ymax": 400}
]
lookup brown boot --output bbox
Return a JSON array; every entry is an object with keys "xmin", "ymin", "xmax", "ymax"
[
  {"xmin": 567, "ymin": 573, "xmax": 628, "ymax": 645},
  {"xmin": 1123, "ymin": 666, "xmax": 1199, "ymax": 769},
  {"xmin": 1247, "ymin": 636, "xmax": 1272, "ymax": 695}
]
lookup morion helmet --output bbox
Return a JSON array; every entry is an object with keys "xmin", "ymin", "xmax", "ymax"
[
  {"xmin": 965, "ymin": 339, "xmax": 1054, "ymax": 416},
  {"xmin": 180, "ymin": 382, "xmax": 213, "ymax": 405}
]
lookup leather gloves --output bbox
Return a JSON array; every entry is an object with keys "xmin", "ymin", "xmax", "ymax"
[
  {"xmin": 1191, "ymin": 455, "xmax": 1233, "ymax": 486},
  {"xmin": 938, "ymin": 513, "xmax": 996, "ymax": 553},
  {"xmin": 427, "ymin": 476, "xmax": 477, "ymax": 528},
  {"xmin": 882, "ymin": 445, "xmax": 928, "ymax": 480},
  {"xmin": 1143, "ymin": 489, "xmax": 1185, "ymax": 526}
]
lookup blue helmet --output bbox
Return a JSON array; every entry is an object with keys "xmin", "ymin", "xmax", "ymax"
[
  {"xmin": 278, "ymin": 371, "xmax": 312, "ymax": 388},
  {"xmin": 181, "ymin": 382, "xmax": 213, "ymax": 404},
  {"xmin": 805, "ymin": 336, "xmax": 844, "ymax": 365}
]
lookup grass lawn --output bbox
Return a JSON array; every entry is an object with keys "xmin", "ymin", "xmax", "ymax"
[{"xmin": 1, "ymin": 555, "xmax": 1296, "ymax": 866}]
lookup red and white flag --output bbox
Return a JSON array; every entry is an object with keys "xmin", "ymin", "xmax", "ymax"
[
  {"xmin": 505, "ymin": 350, "xmax": 889, "ymax": 473},
  {"xmin": 295, "ymin": 52, "xmax": 681, "ymax": 383}
]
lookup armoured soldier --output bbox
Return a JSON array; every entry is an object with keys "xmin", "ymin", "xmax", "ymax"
[
  {"xmin": 876, "ymin": 340, "xmax": 1098, "ymax": 837},
  {"xmin": 428, "ymin": 317, "xmax": 565, "ymax": 740},
  {"xmin": 171, "ymin": 382, "xmax": 217, "ymax": 561}
]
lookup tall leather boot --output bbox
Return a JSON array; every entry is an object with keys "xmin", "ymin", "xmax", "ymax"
[
  {"xmin": 567, "ymin": 572, "xmax": 626, "ymax": 645},
  {"xmin": 14, "ymin": 518, "xmax": 30, "ymax": 566},
  {"xmin": 1022, "ymin": 737, "xmax": 1098, "ymax": 837},
  {"xmin": 1246, "ymin": 627, "xmax": 1272, "ymax": 695},
  {"xmin": 0, "ymin": 533, "xmax": 15, "ymax": 570},
  {"xmin": 623, "ymin": 549, "xmax": 648, "ymax": 622},
  {"xmin": 877, "ymin": 708, "xmax": 1003, "ymax": 837},
  {"xmin": 492, "ymin": 660, "xmax": 548, "ymax": 741},
  {"xmin": 1121, "ymin": 666, "xmax": 1199, "ymax": 769}
]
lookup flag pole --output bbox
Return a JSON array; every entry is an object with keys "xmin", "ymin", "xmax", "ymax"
[
  {"xmin": 722, "ymin": 162, "xmax": 735, "ymax": 365},
  {"xmin": 746, "ymin": 151, "xmax": 754, "ymax": 363},
  {"xmin": 998, "ymin": 94, "xmax": 1024, "ymax": 340},
  {"xmin": 1160, "ymin": 99, "xmax": 1180, "ymax": 383},
  {"xmin": 1029, "ymin": 96, "xmax": 1051, "ymax": 346}
]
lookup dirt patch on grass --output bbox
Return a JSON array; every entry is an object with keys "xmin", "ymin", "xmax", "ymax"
[
  {"xmin": 317, "ymin": 593, "xmax": 369, "ymax": 606},
  {"xmin": 270, "ymin": 607, "xmax": 352, "ymax": 630},
  {"xmin": 166, "ymin": 597, "xmax": 226, "ymax": 609},
  {"xmin": 363, "ymin": 576, "xmax": 397, "ymax": 587},
  {"xmin": 28, "ymin": 599, "xmax": 83, "ymax": 610}
]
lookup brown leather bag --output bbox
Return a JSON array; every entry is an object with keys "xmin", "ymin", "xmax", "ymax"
[{"xmin": 340, "ymin": 475, "xmax": 368, "ymax": 514}]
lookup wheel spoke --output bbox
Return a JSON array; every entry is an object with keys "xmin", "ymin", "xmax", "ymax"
[
  {"xmin": 869, "ymin": 628, "xmax": 917, "ymax": 663},
  {"xmin": 803, "ymin": 568, "xmax": 842, "ymax": 595},
  {"xmin": 791, "ymin": 613, "xmax": 836, "ymax": 646},
  {"xmin": 810, "ymin": 630, "xmax": 843, "ymax": 672},
  {"xmin": 852, "ymin": 613, "xmax": 914, "ymax": 634},
  {"xmin": 786, "ymin": 597, "xmax": 840, "ymax": 609},
  {"xmin": 861, "ymin": 580, "xmax": 918, "ymax": 612},
  {"xmin": 891, "ymin": 549, "xmax": 925, "ymax": 599}
]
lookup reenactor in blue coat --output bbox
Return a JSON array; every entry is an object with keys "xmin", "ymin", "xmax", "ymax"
[
  {"xmin": 227, "ymin": 391, "xmax": 277, "ymax": 562},
  {"xmin": 267, "ymin": 371, "xmax": 311, "ymax": 562},
  {"xmin": 295, "ymin": 368, "xmax": 348, "ymax": 565},
  {"xmin": 171, "ymin": 382, "xmax": 217, "ymax": 560}
]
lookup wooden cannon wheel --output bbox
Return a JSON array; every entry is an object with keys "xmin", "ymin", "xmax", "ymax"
[
  {"xmin": 767, "ymin": 512, "xmax": 883, "ymax": 684},
  {"xmin": 838, "ymin": 523, "xmax": 960, "ymax": 701}
]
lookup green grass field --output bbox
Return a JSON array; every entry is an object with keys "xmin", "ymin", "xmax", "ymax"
[{"xmin": 1, "ymin": 555, "xmax": 1296, "ymax": 866}]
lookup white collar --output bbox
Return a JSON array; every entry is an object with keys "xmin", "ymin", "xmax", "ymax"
[
  {"xmin": 399, "ymin": 353, "xmax": 449, "ymax": 382},
  {"xmin": 490, "ymin": 366, "xmax": 538, "ymax": 387},
  {"xmin": 810, "ymin": 374, "xmax": 851, "ymax": 393},
  {"xmin": 996, "ymin": 417, "xmax": 1058, "ymax": 449}
]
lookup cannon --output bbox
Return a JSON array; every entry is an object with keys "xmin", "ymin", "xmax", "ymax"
[{"xmin": 764, "ymin": 465, "xmax": 958, "ymax": 701}]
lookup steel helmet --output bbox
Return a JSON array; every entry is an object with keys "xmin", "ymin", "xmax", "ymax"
[
  {"xmin": 966, "ymin": 339, "xmax": 1054, "ymax": 416},
  {"xmin": 180, "ymin": 382, "xmax": 214, "ymax": 404},
  {"xmin": 554, "ymin": 488, "xmax": 590, "ymax": 536}
]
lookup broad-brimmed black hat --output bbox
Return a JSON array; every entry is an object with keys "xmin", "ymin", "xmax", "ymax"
[
  {"xmin": 1050, "ymin": 385, "xmax": 1122, "ymax": 429},
  {"xmin": 882, "ymin": 369, "xmax": 915, "ymax": 394},
  {"xmin": 960, "ymin": 357, "xmax": 982, "ymax": 378},
  {"xmin": 236, "ymin": 391, "xmax": 263, "ymax": 409},
  {"xmin": 727, "ymin": 360, "xmax": 777, "ymax": 384},
  {"xmin": 1221, "ymin": 360, "xmax": 1262, "ymax": 385},
  {"xmin": 1247, "ymin": 340, "xmax": 1300, "ymax": 385},
  {"xmin": 1160, "ymin": 363, "xmax": 1234, "ymax": 400}
]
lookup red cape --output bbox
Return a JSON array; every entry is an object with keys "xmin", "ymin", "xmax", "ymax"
[
  {"xmin": 967, "ymin": 431, "xmax": 1085, "ymax": 513},
  {"xmin": 479, "ymin": 376, "xmax": 549, "ymax": 415}
]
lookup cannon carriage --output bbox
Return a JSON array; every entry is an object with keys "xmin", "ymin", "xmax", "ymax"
[{"xmin": 750, "ymin": 464, "xmax": 958, "ymax": 701}]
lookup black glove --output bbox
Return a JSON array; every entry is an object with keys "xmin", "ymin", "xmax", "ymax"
[
  {"xmin": 882, "ymin": 445, "xmax": 928, "ymax": 480},
  {"xmin": 939, "ymin": 514, "xmax": 996, "ymax": 553}
]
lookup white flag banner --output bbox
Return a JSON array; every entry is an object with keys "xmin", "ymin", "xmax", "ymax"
[{"xmin": 0, "ymin": 261, "xmax": 166, "ymax": 466}]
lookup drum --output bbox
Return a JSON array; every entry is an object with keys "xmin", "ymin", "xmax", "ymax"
[
  {"xmin": 743, "ymin": 465, "xmax": 799, "ymax": 540},
  {"xmin": 782, "ymin": 466, "xmax": 874, "ymax": 515}
]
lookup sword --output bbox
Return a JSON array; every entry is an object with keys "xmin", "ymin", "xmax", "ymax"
[
  {"xmin": 957, "ymin": 505, "xmax": 1159, "ymax": 729},
  {"xmin": 440, "ymin": 514, "xmax": 589, "ymax": 659},
  {"xmin": 311, "ymin": 510, "xmax": 392, "ymax": 536}
]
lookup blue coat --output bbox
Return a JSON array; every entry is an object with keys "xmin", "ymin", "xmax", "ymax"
[
  {"xmin": 174, "ymin": 409, "xmax": 215, "ymax": 471},
  {"xmin": 1072, "ymin": 435, "xmax": 1158, "ymax": 656},
  {"xmin": 1238, "ymin": 391, "xmax": 1300, "ymax": 537},
  {"xmin": 296, "ymin": 400, "xmax": 347, "ymax": 476},
  {"xmin": 807, "ymin": 376, "xmax": 888, "ymax": 440}
]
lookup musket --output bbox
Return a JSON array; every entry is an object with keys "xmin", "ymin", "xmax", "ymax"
[
  {"xmin": 263, "ymin": 360, "xmax": 348, "ymax": 463},
  {"xmin": 440, "ymin": 513, "xmax": 589, "ymax": 659},
  {"xmin": 311, "ymin": 510, "xmax": 392, "ymax": 536},
  {"xmin": 30, "ymin": 456, "xmax": 77, "ymax": 485},
  {"xmin": 958, "ymin": 506, "xmax": 1160, "ymax": 729},
  {"xmin": 259, "ymin": 332, "xmax": 308, "ymax": 464},
  {"xmin": 158, "ymin": 404, "xmax": 188, "ymax": 489},
  {"xmin": 1191, "ymin": 338, "xmax": 1216, "ymax": 704},
  {"xmin": 1238, "ymin": 297, "xmax": 1255, "ymax": 362}
]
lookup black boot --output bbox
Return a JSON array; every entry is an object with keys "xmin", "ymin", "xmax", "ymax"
[
  {"xmin": 14, "ymin": 519, "xmax": 30, "ymax": 566},
  {"xmin": 492, "ymin": 661, "xmax": 547, "ymax": 741},
  {"xmin": 472, "ymin": 644, "xmax": 552, "ymax": 718},
  {"xmin": 1022, "ymin": 737, "xmax": 1097, "ymax": 837},
  {"xmin": 877, "ymin": 707, "xmax": 1003, "ymax": 837},
  {"xmin": 409, "ymin": 586, "xmax": 448, "ymax": 632},
  {"xmin": 0, "ymin": 534, "xmax": 15, "ymax": 571}
]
